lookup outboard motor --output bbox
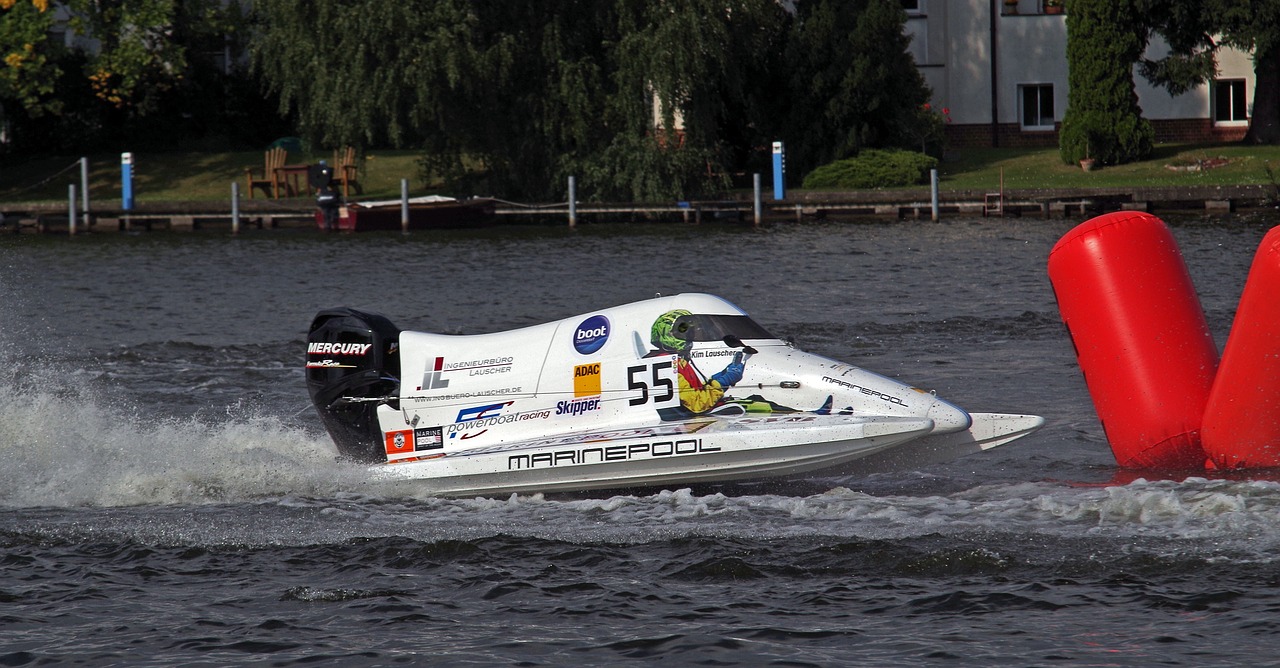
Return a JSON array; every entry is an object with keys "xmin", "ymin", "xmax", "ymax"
[{"xmin": 306, "ymin": 308, "xmax": 401, "ymax": 463}]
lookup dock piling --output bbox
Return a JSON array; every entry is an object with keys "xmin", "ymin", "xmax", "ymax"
[
  {"xmin": 68, "ymin": 184, "xmax": 77, "ymax": 236},
  {"xmin": 568, "ymin": 176, "xmax": 577, "ymax": 228},
  {"xmin": 930, "ymin": 169, "xmax": 940, "ymax": 221},
  {"xmin": 401, "ymin": 179, "xmax": 410, "ymax": 235},
  {"xmin": 231, "ymin": 182, "xmax": 240, "ymax": 235},
  {"xmin": 753, "ymin": 174, "xmax": 762, "ymax": 227},
  {"xmin": 80, "ymin": 157, "xmax": 90, "ymax": 224}
]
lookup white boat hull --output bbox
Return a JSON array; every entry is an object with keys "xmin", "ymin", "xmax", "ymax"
[{"xmin": 373, "ymin": 415, "xmax": 936, "ymax": 496}]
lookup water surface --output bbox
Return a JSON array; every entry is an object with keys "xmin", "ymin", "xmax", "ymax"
[{"xmin": 2, "ymin": 216, "xmax": 1277, "ymax": 665}]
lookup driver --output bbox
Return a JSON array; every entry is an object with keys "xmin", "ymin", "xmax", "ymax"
[{"xmin": 650, "ymin": 309, "xmax": 746, "ymax": 417}]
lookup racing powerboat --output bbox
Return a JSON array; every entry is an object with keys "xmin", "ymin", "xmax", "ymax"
[{"xmin": 306, "ymin": 293, "xmax": 1043, "ymax": 496}]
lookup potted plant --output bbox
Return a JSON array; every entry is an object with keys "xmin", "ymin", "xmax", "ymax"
[
  {"xmin": 1080, "ymin": 139, "xmax": 1096, "ymax": 171},
  {"xmin": 1044, "ymin": 0, "xmax": 1065, "ymax": 14}
]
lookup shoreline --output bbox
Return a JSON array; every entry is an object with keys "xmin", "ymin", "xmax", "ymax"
[{"xmin": 3, "ymin": 183, "xmax": 1275, "ymax": 233}]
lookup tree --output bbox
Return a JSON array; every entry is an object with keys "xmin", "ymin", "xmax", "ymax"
[
  {"xmin": 583, "ymin": 0, "xmax": 789, "ymax": 200},
  {"xmin": 0, "ymin": 0, "xmax": 60, "ymax": 116},
  {"xmin": 1139, "ymin": 0, "xmax": 1280, "ymax": 144},
  {"xmin": 1060, "ymin": 0, "xmax": 1154, "ymax": 165},
  {"xmin": 250, "ymin": 0, "xmax": 933, "ymax": 200},
  {"xmin": 2, "ymin": 0, "xmax": 258, "ymax": 152},
  {"xmin": 778, "ymin": 0, "xmax": 932, "ymax": 180}
]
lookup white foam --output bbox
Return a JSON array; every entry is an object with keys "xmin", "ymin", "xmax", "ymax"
[{"xmin": 0, "ymin": 368, "xmax": 367, "ymax": 508}]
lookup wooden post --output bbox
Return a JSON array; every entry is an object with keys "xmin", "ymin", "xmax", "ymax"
[
  {"xmin": 930, "ymin": 169, "xmax": 939, "ymax": 222},
  {"xmin": 568, "ymin": 176, "xmax": 577, "ymax": 228},
  {"xmin": 80, "ymin": 157, "xmax": 90, "ymax": 226},
  {"xmin": 753, "ymin": 173, "xmax": 762, "ymax": 227},
  {"xmin": 68, "ymin": 184, "xmax": 77, "ymax": 236},
  {"xmin": 401, "ymin": 179, "xmax": 410, "ymax": 235},
  {"xmin": 231, "ymin": 182, "xmax": 240, "ymax": 235}
]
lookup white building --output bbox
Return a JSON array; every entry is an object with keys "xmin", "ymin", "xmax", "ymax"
[{"xmin": 903, "ymin": 0, "xmax": 1256, "ymax": 147}]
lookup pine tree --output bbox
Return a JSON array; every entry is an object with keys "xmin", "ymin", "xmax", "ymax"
[{"xmin": 1059, "ymin": 0, "xmax": 1154, "ymax": 165}]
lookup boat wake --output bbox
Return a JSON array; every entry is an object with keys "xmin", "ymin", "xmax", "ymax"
[
  {"xmin": 4, "ymin": 344, "xmax": 1280, "ymax": 563},
  {"xmin": 0, "ymin": 358, "xmax": 365, "ymax": 507}
]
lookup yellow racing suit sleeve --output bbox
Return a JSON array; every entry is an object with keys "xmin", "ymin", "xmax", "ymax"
[{"xmin": 678, "ymin": 373, "xmax": 726, "ymax": 415}]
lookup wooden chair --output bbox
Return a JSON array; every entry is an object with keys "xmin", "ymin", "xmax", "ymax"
[
  {"xmin": 332, "ymin": 146, "xmax": 363, "ymax": 198},
  {"xmin": 245, "ymin": 147, "xmax": 288, "ymax": 199}
]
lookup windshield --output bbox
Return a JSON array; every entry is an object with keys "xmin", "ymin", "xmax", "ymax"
[{"xmin": 669, "ymin": 314, "xmax": 775, "ymax": 344}]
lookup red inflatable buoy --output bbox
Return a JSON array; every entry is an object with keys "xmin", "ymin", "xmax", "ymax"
[
  {"xmin": 1202, "ymin": 226, "xmax": 1280, "ymax": 468},
  {"xmin": 1048, "ymin": 212, "xmax": 1217, "ymax": 469}
]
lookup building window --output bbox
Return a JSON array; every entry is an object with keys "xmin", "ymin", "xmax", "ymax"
[
  {"xmin": 901, "ymin": 0, "xmax": 922, "ymax": 13},
  {"xmin": 1019, "ymin": 84, "xmax": 1055, "ymax": 130},
  {"xmin": 1212, "ymin": 79, "xmax": 1248, "ymax": 125}
]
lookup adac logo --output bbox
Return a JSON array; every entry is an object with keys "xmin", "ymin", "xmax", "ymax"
[
  {"xmin": 573, "ymin": 315, "xmax": 610, "ymax": 355},
  {"xmin": 574, "ymin": 363, "xmax": 601, "ymax": 397}
]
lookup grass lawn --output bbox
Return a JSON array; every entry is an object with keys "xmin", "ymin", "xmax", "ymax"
[
  {"xmin": 0, "ymin": 149, "xmax": 436, "ymax": 205},
  {"xmin": 933, "ymin": 143, "xmax": 1280, "ymax": 191},
  {"xmin": 4, "ymin": 142, "xmax": 1280, "ymax": 204}
]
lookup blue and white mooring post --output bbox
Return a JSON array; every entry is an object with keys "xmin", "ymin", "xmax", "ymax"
[
  {"xmin": 771, "ymin": 141, "xmax": 785, "ymax": 201},
  {"xmin": 121, "ymin": 152, "xmax": 134, "ymax": 210}
]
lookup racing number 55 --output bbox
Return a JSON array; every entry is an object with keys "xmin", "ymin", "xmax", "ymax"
[{"xmin": 627, "ymin": 361, "xmax": 674, "ymax": 406}]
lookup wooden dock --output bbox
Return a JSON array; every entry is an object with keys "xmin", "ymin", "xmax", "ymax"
[{"xmin": 2, "ymin": 184, "xmax": 1274, "ymax": 233}]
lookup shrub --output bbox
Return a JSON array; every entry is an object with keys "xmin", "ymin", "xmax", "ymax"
[{"xmin": 801, "ymin": 149, "xmax": 938, "ymax": 189}]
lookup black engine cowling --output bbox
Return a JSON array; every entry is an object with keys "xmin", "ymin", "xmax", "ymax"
[{"xmin": 306, "ymin": 308, "xmax": 401, "ymax": 463}]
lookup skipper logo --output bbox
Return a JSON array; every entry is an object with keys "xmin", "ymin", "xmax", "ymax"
[{"xmin": 573, "ymin": 315, "xmax": 610, "ymax": 355}]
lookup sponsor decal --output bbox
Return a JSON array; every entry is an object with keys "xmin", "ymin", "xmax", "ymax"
[
  {"xmin": 384, "ymin": 430, "xmax": 413, "ymax": 455},
  {"xmin": 691, "ymin": 349, "xmax": 738, "ymax": 359},
  {"xmin": 308, "ymin": 342, "xmax": 373, "ymax": 356},
  {"xmin": 821, "ymin": 376, "xmax": 908, "ymax": 407},
  {"xmin": 414, "ymin": 427, "xmax": 443, "ymax": 451},
  {"xmin": 573, "ymin": 363, "xmax": 602, "ymax": 397},
  {"xmin": 736, "ymin": 415, "xmax": 819, "ymax": 425},
  {"xmin": 453, "ymin": 420, "xmax": 715, "ymax": 457},
  {"xmin": 556, "ymin": 397, "xmax": 601, "ymax": 417},
  {"xmin": 418, "ymin": 355, "xmax": 514, "ymax": 390},
  {"xmin": 573, "ymin": 315, "xmax": 610, "ymax": 355},
  {"xmin": 508, "ymin": 438, "xmax": 719, "ymax": 470},
  {"xmin": 446, "ymin": 401, "xmax": 550, "ymax": 440},
  {"xmin": 456, "ymin": 401, "xmax": 512, "ymax": 423},
  {"xmin": 305, "ymin": 359, "xmax": 357, "ymax": 369},
  {"xmin": 405, "ymin": 387, "xmax": 525, "ymax": 404},
  {"xmin": 421, "ymin": 356, "xmax": 449, "ymax": 390}
]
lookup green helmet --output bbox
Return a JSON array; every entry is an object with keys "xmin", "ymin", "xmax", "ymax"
[{"xmin": 651, "ymin": 309, "xmax": 692, "ymax": 352}]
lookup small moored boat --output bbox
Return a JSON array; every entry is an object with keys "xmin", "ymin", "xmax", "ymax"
[{"xmin": 316, "ymin": 195, "xmax": 496, "ymax": 231}]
